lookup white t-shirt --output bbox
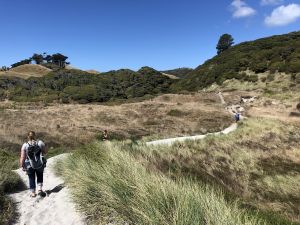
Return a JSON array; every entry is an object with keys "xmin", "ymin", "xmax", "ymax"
[
  {"xmin": 22, "ymin": 140, "xmax": 45, "ymax": 159},
  {"xmin": 22, "ymin": 140, "xmax": 45, "ymax": 169}
]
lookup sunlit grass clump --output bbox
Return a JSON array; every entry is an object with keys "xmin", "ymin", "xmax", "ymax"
[
  {"xmin": 59, "ymin": 142, "xmax": 264, "ymax": 225},
  {"xmin": 0, "ymin": 150, "xmax": 24, "ymax": 225}
]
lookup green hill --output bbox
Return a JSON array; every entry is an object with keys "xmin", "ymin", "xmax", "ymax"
[
  {"xmin": 0, "ymin": 67, "xmax": 173, "ymax": 103},
  {"xmin": 161, "ymin": 67, "xmax": 193, "ymax": 78},
  {"xmin": 172, "ymin": 31, "xmax": 300, "ymax": 91}
]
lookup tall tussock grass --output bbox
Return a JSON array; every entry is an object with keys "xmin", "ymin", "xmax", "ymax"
[
  {"xmin": 59, "ymin": 142, "xmax": 264, "ymax": 225},
  {"xmin": 0, "ymin": 150, "xmax": 24, "ymax": 225},
  {"xmin": 131, "ymin": 118, "xmax": 300, "ymax": 223},
  {"xmin": 59, "ymin": 118, "xmax": 300, "ymax": 224}
]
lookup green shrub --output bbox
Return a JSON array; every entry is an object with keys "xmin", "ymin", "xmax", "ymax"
[
  {"xmin": 252, "ymin": 62, "xmax": 268, "ymax": 74},
  {"xmin": 245, "ymin": 75, "xmax": 259, "ymax": 82},
  {"xmin": 288, "ymin": 60, "xmax": 300, "ymax": 73}
]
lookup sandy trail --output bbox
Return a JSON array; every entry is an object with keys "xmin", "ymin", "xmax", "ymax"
[
  {"xmin": 218, "ymin": 91, "xmax": 226, "ymax": 105},
  {"xmin": 146, "ymin": 123, "xmax": 238, "ymax": 146},
  {"xmin": 10, "ymin": 154, "xmax": 85, "ymax": 225},
  {"xmin": 147, "ymin": 92, "xmax": 245, "ymax": 146}
]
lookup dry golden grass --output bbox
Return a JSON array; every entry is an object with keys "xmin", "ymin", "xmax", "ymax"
[
  {"xmin": 58, "ymin": 141, "xmax": 266, "ymax": 225},
  {"xmin": 0, "ymin": 92, "xmax": 232, "ymax": 151},
  {"xmin": 58, "ymin": 117, "xmax": 300, "ymax": 224},
  {"xmin": 0, "ymin": 64, "xmax": 52, "ymax": 79},
  {"xmin": 130, "ymin": 118, "xmax": 300, "ymax": 222}
]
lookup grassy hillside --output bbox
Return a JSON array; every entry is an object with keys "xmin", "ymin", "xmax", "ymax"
[
  {"xmin": 0, "ymin": 64, "xmax": 52, "ymax": 79},
  {"xmin": 59, "ymin": 118, "xmax": 300, "ymax": 224},
  {"xmin": 172, "ymin": 31, "xmax": 300, "ymax": 91},
  {"xmin": 0, "ymin": 67, "xmax": 173, "ymax": 103}
]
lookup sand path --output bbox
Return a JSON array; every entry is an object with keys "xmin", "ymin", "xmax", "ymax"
[
  {"xmin": 10, "ymin": 154, "xmax": 85, "ymax": 225},
  {"xmin": 147, "ymin": 92, "xmax": 246, "ymax": 146}
]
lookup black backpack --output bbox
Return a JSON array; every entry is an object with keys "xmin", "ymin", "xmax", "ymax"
[{"xmin": 26, "ymin": 141, "xmax": 45, "ymax": 169}]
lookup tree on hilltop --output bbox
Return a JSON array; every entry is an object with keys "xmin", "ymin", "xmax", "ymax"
[
  {"xmin": 44, "ymin": 54, "xmax": 53, "ymax": 63},
  {"xmin": 31, "ymin": 53, "xmax": 44, "ymax": 64},
  {"xmin": 11, "ymin": 59, "xmax": 32, "ymax": 68},
  {"xmin": 52, "ymin": 53, "xmax": 69, "ymax": 68},
  {"xmin": 216, "ymin": 34, "xmax": 234, "ymax": 54}
]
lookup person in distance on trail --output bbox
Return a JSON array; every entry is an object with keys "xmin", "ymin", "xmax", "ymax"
[
  {"xmin": 234, "ymin": 111, "xmax": 241, "ymax": 123},
  {"xmin": 19, "ymin": 131, "xmax": 48, "ymax": 198},
  {"xmin": 103, "ymin": 129, "xmax": 108, "ymax": 141}
]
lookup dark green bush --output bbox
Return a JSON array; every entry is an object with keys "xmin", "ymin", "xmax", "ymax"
[{"xmin": 245, "ymin": 75, "xmax": 259, "ymax": 82}]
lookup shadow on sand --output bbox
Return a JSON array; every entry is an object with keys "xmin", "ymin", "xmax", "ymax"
[{"xmin": 45, "ymin": 184, "xmax": 65, "ymax": 196}]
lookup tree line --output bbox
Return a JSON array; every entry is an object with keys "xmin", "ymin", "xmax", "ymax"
[{"xmin": 7, "ymin": 53, "xmax": 70, "ymax": 69}]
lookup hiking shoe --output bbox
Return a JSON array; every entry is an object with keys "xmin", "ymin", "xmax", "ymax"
[
  {"xmin": 30, "ymin": 192, "xmax": 37, "ymax": 198},
  {"xmin": 38, "ymin": 190, "xmax": 46, "ymax": 197}
]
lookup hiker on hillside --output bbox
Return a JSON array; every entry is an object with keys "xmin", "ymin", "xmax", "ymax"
[
  {"xmin": 103, "ymin": 129, "xmax": 108, "ymax": 141},
  {"xmin": 234, "ymin": 112, "xmax": 241, "ymax": 123},
  {"xmin": 20, "ymin": 131, "xmax": 48, "ymax": 197}
]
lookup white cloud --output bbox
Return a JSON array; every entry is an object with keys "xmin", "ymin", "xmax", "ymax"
[
  {"xmin": 261, "ymin": 0, "xmax": 284, "ymax": 6},
  {"xmin": 231, "ymin": 0, "xmax": 256, "ymax": 18},
  {"xmin": 265, "ymin": 4, "xmax": 300, "ymax": 26}
]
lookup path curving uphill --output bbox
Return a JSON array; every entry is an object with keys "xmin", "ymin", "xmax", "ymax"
[
  {"xmin": 10, "ymin": 154, "xmax": 85, "ymax": 225},
  {"xmin": 147, "ymin": 92, "xmax": 249, "ymax": 146},
  {"xmin": 146, "ymin": 123, "xmax": 238, "ymax": 146}
]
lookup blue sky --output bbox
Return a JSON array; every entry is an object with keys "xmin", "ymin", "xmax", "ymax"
[{"xmin": 0, "ymin": 0, "xmax": 299, "ymax": 71}]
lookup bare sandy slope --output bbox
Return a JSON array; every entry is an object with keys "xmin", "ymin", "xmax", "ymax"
[
  {"xmin": 161, "ymin": 73, "xmax": 179, "ymax": 79},
  {"xmin": 0, "ymin": 64, "xmax": 52, "ymax": 79},
  {"xmin": 10, "ymin": 154, "xmax": 85, "ymax": 225}
]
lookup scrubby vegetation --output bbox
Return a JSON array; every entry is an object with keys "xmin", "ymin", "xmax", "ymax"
[
  {"xmin": 0, "ymin": 67, "xmax": 172, "ymax": 103},
  {"xmin": 0, "ymin": 150, "xmax": 24, "ymax": 225},
  {"xmin": 161, "ymin": 68, "xmax": 193, "ymax": 78},
  {"xmin": 59, "ymin": 118, "xmax": 300, "ymax": 224},
  {"xmin": 172, "ymin": 31, "xmax": 300, "ymax": 91}
]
